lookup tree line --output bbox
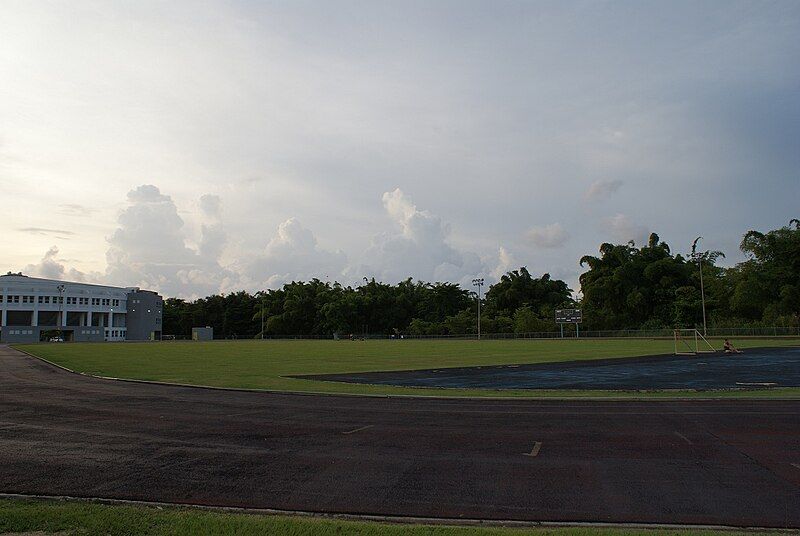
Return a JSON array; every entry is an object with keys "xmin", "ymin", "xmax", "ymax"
[{"xmin": 162, "ymin": 220, "xmax": 800, "ymax": 338}]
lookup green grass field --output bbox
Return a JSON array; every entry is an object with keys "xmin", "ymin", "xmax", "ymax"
[
  {"xmin": 0, "ymin": 499, "xmax": 775, "ymax": 536},
  {"xmin": 15, "ymin": 337, "xmax": 800, "ymax": 398}
]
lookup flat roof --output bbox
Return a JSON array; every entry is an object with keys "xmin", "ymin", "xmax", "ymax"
[{"xmin": 0, "ymin": 273, "xmax": 140, "ymax": 292}]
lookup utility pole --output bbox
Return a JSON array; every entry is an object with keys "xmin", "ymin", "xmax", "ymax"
[
  {"xmin": 692, "ymin": 237, "xmax": 708, "ymax": 337},
  {"xmin": 472, "ymin": 278, "xmax": 484, "ymax": 340}
]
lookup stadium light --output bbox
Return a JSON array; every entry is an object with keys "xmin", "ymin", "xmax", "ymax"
[
  {"xmin": 472, "ymin": 278, "xmax": 484, "ymax": 340},
  {"xmin": 691, "ymin": 237, "xmax": 708, "ymax": 337}
]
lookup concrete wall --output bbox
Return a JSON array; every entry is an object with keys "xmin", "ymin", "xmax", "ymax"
[
  {"xmin": 192, "ymin": 327, "xmax": 214, "ymax": 341},
  {"xmin": 126, "ymin": 290, "xmax": 163, "ymax": 341},
  {"xmin": 0, "ymin": 326, "xmax": 104, "ymax": 343},
  {"xmin": 1, "ymin": 327, "xmax": 38, "ymax": 343}
]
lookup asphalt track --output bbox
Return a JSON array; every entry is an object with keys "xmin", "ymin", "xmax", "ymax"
[
  {"xmin": 303, "ymin": 347, "xmax": 800, "ymax": 390},
  {"xmin": 1, "ymin": 344, "xmax": 799, "ymax": 528}
]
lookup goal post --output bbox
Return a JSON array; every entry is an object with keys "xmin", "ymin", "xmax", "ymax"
[{"xmin": 673, "ymin": 329, "xmax": 717, "ymax": 355}]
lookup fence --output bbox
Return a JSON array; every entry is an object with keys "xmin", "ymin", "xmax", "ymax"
[{"xmin": 246, "ymin": 326, "xmax": 800, "ymax": 341}]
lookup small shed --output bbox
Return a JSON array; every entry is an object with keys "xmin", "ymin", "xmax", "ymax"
[{"xmin": 192, "ymin": 326, "xmax": 214, "ymax": 341}]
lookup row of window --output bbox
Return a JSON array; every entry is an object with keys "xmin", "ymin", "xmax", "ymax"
[
  {"xmin": 93, "ymin": 298, "xmax": 120, "ymax": 306},
  {"xmin": 6, "ymin": 329, "xmax": 34, "ymax": 335},
  {"xmin": 107, "ymin": 329, "xmax": 126, "ymax": 337},
  {"xmin": 0, "ymin": 295, "xmax": 121, "ymax": 306},
  {"xmin": 80, "ymin": 329, "xmax": 103, "ymax": 335}
]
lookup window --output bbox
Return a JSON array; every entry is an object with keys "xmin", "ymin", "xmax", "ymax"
[
  {"xmin": 0, "ymin": 295, "xmax": 3, "ymax": 303},
  {"xmin": 38, "ymin": 296, "xmax": 44, "ymax": 304}
]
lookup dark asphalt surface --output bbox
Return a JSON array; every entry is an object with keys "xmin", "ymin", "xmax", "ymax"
[
  {"xmin": 303, "ymin": 347, "xmax": 800, "ymax": 390},
  {"xmin": 1, "ymin": 345, "xmax": 799, "ymax": 527}
]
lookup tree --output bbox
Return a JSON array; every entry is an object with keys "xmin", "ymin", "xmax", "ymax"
[{"xmin": 730, "ymin": 219, "xmax": 800, "ymax": 323}]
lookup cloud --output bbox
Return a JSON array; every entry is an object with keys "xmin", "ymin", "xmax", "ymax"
[
  {"xmin": 526, "ymin": 223, "xmax": 569, "ymax": 248},
  {"xmin": 16, "ymin": 186, "xmax": 529, "ymax": 296},
  {"xmin": 17, "ymin": 227, "xmax": 75, "ymax": 237},
  {"xmin": 23, "ymin": 246, "xmax": 99, "ymax": 282},
  {"xmin": 491, "ymin": 246, "xmax": 516, "ymax": 281},
  {"xmin": 57, "ymin": 204, "xmax": 96, "ymax": 216},
  {"xmin": 603, "ymin": 213, "xmax": 649, "ymax": 245},
  {"xmin": 199, "ymin": 194, "xmax": 222, "ymax": 218},
  {"xmin": 3, "ymin": 2, "xmax": 800, "ymax": 287},
  {"xmin": 104, "ymin": 185, "xmax": 231, "ymax": 297},
  {"xmin": 585, "ymin": 179, "xmax": 624, "ymax": 200},
  {"xmin": 348, "ymin": 188, "xmax": 497, "ymax": 286},
  {"xmin": 240, "ymin": 217, "xmax": 346, "ymax": 289},
  {"xmin": 198, "ymin": 194, "xmax": 226, "ymax": 261}
]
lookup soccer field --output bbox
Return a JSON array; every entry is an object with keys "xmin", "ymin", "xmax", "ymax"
[{"xmin": 15, "ymin": 338, "xmax": 800, "ymax": 398}]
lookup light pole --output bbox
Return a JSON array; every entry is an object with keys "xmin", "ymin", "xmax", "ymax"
[
  {"xmin": 691, "ymin": 237, "xmax": 708, "ymax": 337},
  {"xmin": 260, "ymin": 296, "xmax": 265, "ymax": 340},
  {"xmin": 472, "ymin": 278, "xmax": 484, "ymax": 340}
]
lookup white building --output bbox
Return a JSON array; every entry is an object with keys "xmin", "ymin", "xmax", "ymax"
[{"xmin": 0, "ymin": 273, "xmax": 163, "ymax": 343}]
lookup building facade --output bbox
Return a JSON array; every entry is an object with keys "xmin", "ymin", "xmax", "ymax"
[{"xmin": 0, "ymin": 273, "xmax": 163, "ymax": 343}]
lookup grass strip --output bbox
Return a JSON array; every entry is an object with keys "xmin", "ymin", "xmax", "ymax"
[{"xmin": 0, "ymin": 498, "xmax": 773, "ymax": 536}]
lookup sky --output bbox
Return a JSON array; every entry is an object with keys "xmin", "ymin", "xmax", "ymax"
[{"xmin": 1, "ymin": 0, "xmax": 799, "ymax": 298}]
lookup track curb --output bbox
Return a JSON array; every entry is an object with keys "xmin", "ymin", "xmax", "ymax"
[{"xmin": 2, "ymin": 493, "xmax": 798, "ymax": 532}]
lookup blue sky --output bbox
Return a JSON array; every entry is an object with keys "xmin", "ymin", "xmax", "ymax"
[{"xmin": 1, "ymin": 0, "xmax": 798, "ymax": 297}]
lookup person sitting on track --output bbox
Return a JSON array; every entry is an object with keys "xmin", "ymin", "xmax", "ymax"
[{"xmin": 723, "ymin": 339, "xmax": 742, "ymax": 354}]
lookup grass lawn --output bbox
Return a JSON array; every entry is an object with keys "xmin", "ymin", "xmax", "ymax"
[
  {"xmin": 0, "ymin": 498, "xmax": 774, "ymax": 536},
  {"xmin": 15, "ymin": 337, "xmax": 800, "ymax": 398}
]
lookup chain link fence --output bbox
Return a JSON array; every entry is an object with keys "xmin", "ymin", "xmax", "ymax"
[{"xmin": 251, "ymin": 326, "xmax": 800, "ymax": 340}]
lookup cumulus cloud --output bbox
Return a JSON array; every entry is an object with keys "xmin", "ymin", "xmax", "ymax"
[
  {"xmin": 585, "ymin": 179, "xmax": 624, "ymax": 200},
  {"xmin": 491, "ymin": 246, "xmax": 516, "ymax": 281},
  {"xmin": 23, "ymin": 246, "xmax": 99, "ymax": 282},
  {"xmin": 104, "ymin": 185, "xmax": 231, "ymax": 297},
  {"xmin": 198, "ymin": 194, "xmax": 226, "ymax": 261},
  {"xmin": 526, "ymin": 223, "xmax": 569, "ymax": 248},
  {"xmin": 199, "ymin": 194, "xmax": 222, "ymax": 218},
  {"xmin": 348, "ymin": 188, "xmax": 494, "ymax": 286},
  {"xmin": 240, "ymin": 217, "xmax": 346, "ymax": 289},
  {"xmin": 17, "ymin": 186, "xmax": 517, "ymax": 296},
  {"xmin": 603, "ymin": 213, "xmax": 650, "ymax": 245}
]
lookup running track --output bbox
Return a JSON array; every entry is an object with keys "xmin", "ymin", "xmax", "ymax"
[{"xmin": 1, "ymin": 345, "xmax": 799, "ymax": 527}]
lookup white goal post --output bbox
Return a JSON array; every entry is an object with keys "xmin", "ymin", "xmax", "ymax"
[{"xmin": 673, "ymin": 329, "xmax": 717, "ymax": 355}]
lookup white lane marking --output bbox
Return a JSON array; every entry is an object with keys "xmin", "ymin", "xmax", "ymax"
[
  {"xmin": 674, "ymin": 431, "xmax": 693, "ymax": 445},
  {"xmin": 523, "ymin": 441, "xmax": 542, "ymax": 457},
  {"xmin": 342, "ymin": 425, "xmax": 374, "ymax": 435}
]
